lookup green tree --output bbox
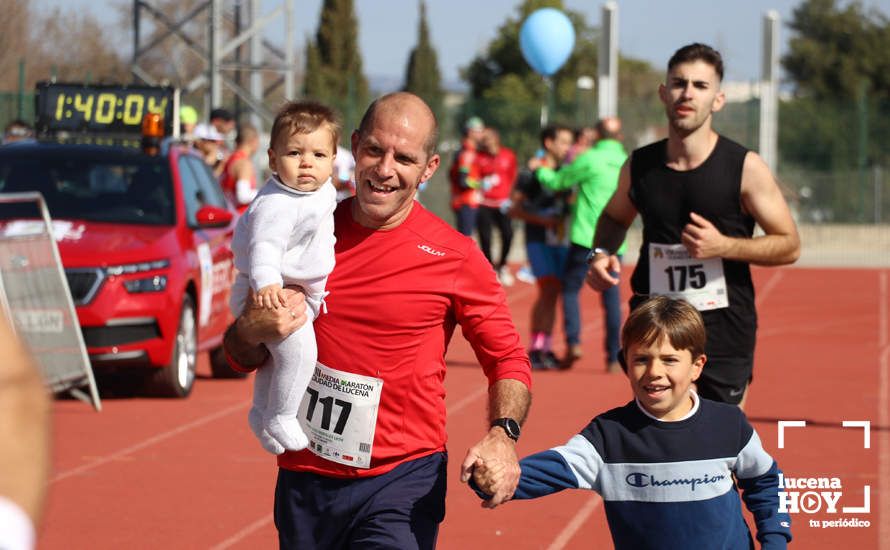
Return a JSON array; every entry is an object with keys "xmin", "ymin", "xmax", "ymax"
[
  {"xmin": 779, "ymin": 0, "xmax": 890, "ymax": 222},
  {"xmin": 304, "ymin": 0, "xmax": 369, "ymax": 134},
  {"xmin": 459, "ymin": 0, "xmax": 660, "ymax": 159},
  {"xmin": 402, "ymin": 0, "xmax": 443, "ymax": 121},
  {"xmin": 783, "ymin": 0, "xmax": 890, "ymax": 100}
]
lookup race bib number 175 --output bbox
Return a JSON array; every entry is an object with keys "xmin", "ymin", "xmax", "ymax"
[{"xmin": 648, "ymin": 243, "xmax": 729, "ymax": 311}]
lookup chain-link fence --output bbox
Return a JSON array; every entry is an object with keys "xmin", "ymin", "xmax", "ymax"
[
  {"xmin": 0, "ymin": 91, "xmax": 35, "ymax": 133},
  {"xmin": 419, "ymin": 92, "xmax": 889, "ymax": 267},
  {"xmin": 439, "ymin": 94, "xmax": 889, "ymax": 224}
]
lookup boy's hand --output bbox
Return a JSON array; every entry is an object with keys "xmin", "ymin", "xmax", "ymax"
[
  {"xmin": 472, "ymin": 457, "xmax": 507, "ymax": 503},
  {"xmin": 461, "ymin": 427, "xmax": 520, "ymax": 509},
  {"xmin": 254, "ymin": 284, "xmax": 284, "ymax": 309}
]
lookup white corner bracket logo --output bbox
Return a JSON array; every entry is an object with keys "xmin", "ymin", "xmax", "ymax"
[
  {"xmin": 417, "ymin": 244, "xmax": 445, "ymax": 257},
  {"xmin": 776, "ymin": 420, "xmax": 872, "ymax": 529}
]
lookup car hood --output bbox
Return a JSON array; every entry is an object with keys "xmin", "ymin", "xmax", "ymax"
[{"xmin": 0, "ymin": 219, "xmax": 179, "ymax": 268}]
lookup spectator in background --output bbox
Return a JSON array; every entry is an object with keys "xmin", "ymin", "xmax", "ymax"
[
  {"xmin": 510, "ymin": 124, "xmax": 574, "ymax": 370},
  {"xmin": 209, "ymin": 108, "xmax": 236, "ymax": 166},
  {"xmin": 476, "ymin": 127, "xmax": 518, "ymax": 286},
  {"xmin": 209, "ymin": 108, "xmax": 236, "ymax": 141},
  {"xmin": 534, "ymin": 117, "xmax": 628, "ymax": 372},
  {"xmin": 220, "ymin": 123, "xmax": 261, "ymax": 213},
  {"xmin": 564, "ymin": 125, "xmax": 596, "ymax": 164},
  {"xmin": 333, "ymin": 144, "xmax": 356, "ymax": 202},
  {"xmin": 0, "ymin": 312, "xmax": 51, "ymax": 550},
  {"xmin": 449, "ymin": 116, "xmax": 485, "ymax": 236},
  {"xmin": 3, "ymin": 120, "xmax": 33, "ymax": 144},
  {"xmin": 179, "ymin": 105, "xmax": 199, "ymax": 141},
  {"xmin": 193, "ymin": 124, "xmax": 227, "ymax": 177}
]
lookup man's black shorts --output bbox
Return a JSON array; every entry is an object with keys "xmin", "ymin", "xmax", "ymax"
[{"xmin": 696, "ymin": 354, "xmax": 754, "ymax": 405}]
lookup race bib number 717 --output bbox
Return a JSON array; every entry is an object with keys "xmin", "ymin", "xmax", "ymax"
[{"xmin": 298, "ymin": 362, "xmax": 383, "ymax": 468}]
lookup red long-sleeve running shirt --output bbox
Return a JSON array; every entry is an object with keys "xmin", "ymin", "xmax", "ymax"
[
  {"xmin": 272, "ymin": 198, "xmax": 531, "ymax": 478},
  {"xmin": 476, "ymin": 146, "xmax": 518, "ymax": 206}
]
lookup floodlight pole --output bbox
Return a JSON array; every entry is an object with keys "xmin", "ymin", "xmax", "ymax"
[
  {"xmin": 249, "ymin": 0, "xmax": 263, "ymax": 129},
  {"xmin": 541, "ymin": 77, "xmax": 553, "ymax": 127},
  {"xmin": 210, "ymin": 0, "xmax": 223, "ymax": 111},
  {"xmin": 760, "ymin": 10, "xmax": 780, "ymax": 172},
  {"xmin": 597, "ymin": 1, "xmax": 618, "ymax": 119}
]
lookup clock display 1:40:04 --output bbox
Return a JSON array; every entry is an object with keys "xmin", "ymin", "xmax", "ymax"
[{"xmin": 53, "ymin": 92, "xmax": 168, "ymax": 125}]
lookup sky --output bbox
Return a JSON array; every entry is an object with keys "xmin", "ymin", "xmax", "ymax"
[{"xmin": 35, "ymin": 0, "xmax": 890, "ymax": 87}]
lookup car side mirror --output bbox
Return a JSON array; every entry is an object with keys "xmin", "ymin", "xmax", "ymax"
[{"xmin": 195, "ymin": 205, "xmax": 233, "ymax": 228}]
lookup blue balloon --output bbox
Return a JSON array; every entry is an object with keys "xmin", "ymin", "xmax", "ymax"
[{"xmin": 519, "ymin": 8, "xmax": 576, "ymax": 77}]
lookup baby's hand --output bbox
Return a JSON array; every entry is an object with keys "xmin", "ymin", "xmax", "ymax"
[
  {"xmin": 472, "ymin": 457, "xmax": 506, "ymax": 498},
  {"xmin": 254, "ymin": 284, "xmax": 285, "ymax": 309}
]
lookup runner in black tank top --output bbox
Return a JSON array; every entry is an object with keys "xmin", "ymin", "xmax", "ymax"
[
  {"xmin": 629, "ymin": 136, "xmax": 757, "ymax": 401},
  {"xmin": 585, "ymin": 43, "xmax": 800, "ymax": 406}
]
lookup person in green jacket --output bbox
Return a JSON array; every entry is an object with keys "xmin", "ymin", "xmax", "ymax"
[{"xmin": 533, "ymin": 117, "xmax": 627, "ymax": 372}]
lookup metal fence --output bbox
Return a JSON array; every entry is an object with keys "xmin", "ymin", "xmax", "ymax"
[
  {"xmin": 417, "ymin": 93, "xmax": 889, "ymax": 269},
  {"xmin": 0, "ymin": 193, "xmax": 100, "ymax": 409},
  {"xmin": 433, "ymin": 94, "xmax": 890, "ymax": 228},
  {"xmin": 0, "ymin": 91, "xmax": 35, "ymax": 132}
]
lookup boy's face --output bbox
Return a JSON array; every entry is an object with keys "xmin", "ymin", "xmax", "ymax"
[
  {"xmin": 626, "ymin": 336, "xmax": 705, "ymax": 421},
  {"xmin": 268, "ymin": 126, "xmax": 336, "ymax": 192}
]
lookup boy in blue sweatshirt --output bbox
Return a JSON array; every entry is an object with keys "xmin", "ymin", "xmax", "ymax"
[{"xmin": 473, "ymin": 296, "xmax": 792, "ymax": 549}]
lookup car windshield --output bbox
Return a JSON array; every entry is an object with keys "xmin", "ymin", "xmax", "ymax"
[{"xmin": 0, "ymin": 149, "xmax": 175, "ymax": 225}]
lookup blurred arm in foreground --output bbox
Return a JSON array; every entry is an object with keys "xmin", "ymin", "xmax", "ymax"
[{"xmin": 0, "ymin": 311, "xmax": 51, "ymax": 549}]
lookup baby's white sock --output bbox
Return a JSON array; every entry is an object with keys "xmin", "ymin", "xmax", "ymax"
[
  {"xmin": 264, "ymin": 323, "xmax": 316, "ymax": 452},
  {"xmin": 249, "ymin": 367, "xmax": 285, "ymax": 455}
]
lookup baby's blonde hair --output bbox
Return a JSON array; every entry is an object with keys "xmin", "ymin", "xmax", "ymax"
[{"xmin": 270, "ymin": 100, "xmax": 341, "ymax": 152}]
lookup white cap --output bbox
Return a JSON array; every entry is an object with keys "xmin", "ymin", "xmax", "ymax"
[{"xmin": 193, "ymin": 123, "xmax": 224, "ymax": 142}]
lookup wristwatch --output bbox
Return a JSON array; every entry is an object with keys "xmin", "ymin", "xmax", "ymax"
[
  {"xmin": 585, "ymin": 247, "xmax": 611, "ymax": 264},
  {"xmin": 491, "ymin": 418, "xmax": 521, "ymax": 442}
]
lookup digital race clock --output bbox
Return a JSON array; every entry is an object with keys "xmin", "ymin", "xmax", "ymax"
[{"xmin": 35, "ymin": 82, "xmax": 178, "ymax": 137}]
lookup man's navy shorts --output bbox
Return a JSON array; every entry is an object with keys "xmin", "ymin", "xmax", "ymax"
[{"xmin": 274, "ymin": 452, "xmax": 447, "ymax": 549}]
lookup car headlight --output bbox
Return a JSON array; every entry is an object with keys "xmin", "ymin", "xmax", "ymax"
[
  {"xmin": 123, "ymin": 275, "xmax": 168, "ymax": 293},
  {"xmin": 106, "ymin": 259, "xmax": 170, "ymax": 276},
  {"xmin": 108, "ymin": 259, "xmax": 170, "ymax": 293}
]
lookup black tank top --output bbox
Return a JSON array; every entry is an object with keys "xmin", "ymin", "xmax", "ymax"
[{"xmin": 628, "ymin": 136, "xmax": 757, "ymax": 358}]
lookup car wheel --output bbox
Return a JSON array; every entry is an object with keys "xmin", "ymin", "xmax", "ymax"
[
  {"xmin": 209, "ymin": 345, "xmax": 248, "ymax": 379},
  {"xmin": 148, "ymin": 295, "xmax": 197, "ymax": 397}
]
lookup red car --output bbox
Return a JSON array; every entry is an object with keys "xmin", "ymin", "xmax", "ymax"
[{"xmin": 0, "ymin": 140, "xmax": 239, "ymax": 397}]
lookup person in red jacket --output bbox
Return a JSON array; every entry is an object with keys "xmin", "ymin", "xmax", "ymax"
[
  {"xmin": 224, "ymin": 92, "xmax": 531, "ymax": 549},
  {"xmin": 219, "ymin": 124, "xmax": 260, "ymax": 213},
  {"xmin": 449, "ymin": 116, "xmax": 485, "ymax": 236},
  {"xmin": 476, "ymin": 127, "xmax": 518, "ymax": 286}
]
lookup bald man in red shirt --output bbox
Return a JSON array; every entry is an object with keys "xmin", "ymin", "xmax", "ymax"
[{"xmin": 224, "ymin": 92, "xmax": 531, "ymax": 549}]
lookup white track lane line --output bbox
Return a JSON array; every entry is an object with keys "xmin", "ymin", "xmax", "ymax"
[
  {"xmin": 878, "ymin": 271, "xmax": 888, "ymax": 549},
  {"xmin": 211, "ymin": 515, "xmax": 273, "ymax": 550},
  {"xmin": 546, "ymin": 494, "xmax": 603, "ymax": 550},
  {"xmin": 755, "ymin": 269, "xmax": 784, "ymax": 308},
  {"xmin": 448, "ymin": 386, "xmax": 489, "ymax": 416},
  {"xmin": 51, "ymin": 401, "xmax": 249, "ymax": 483},
  {"xmin": 209, "ymin": 386, "xmax": 490, "ymax": 547}
]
